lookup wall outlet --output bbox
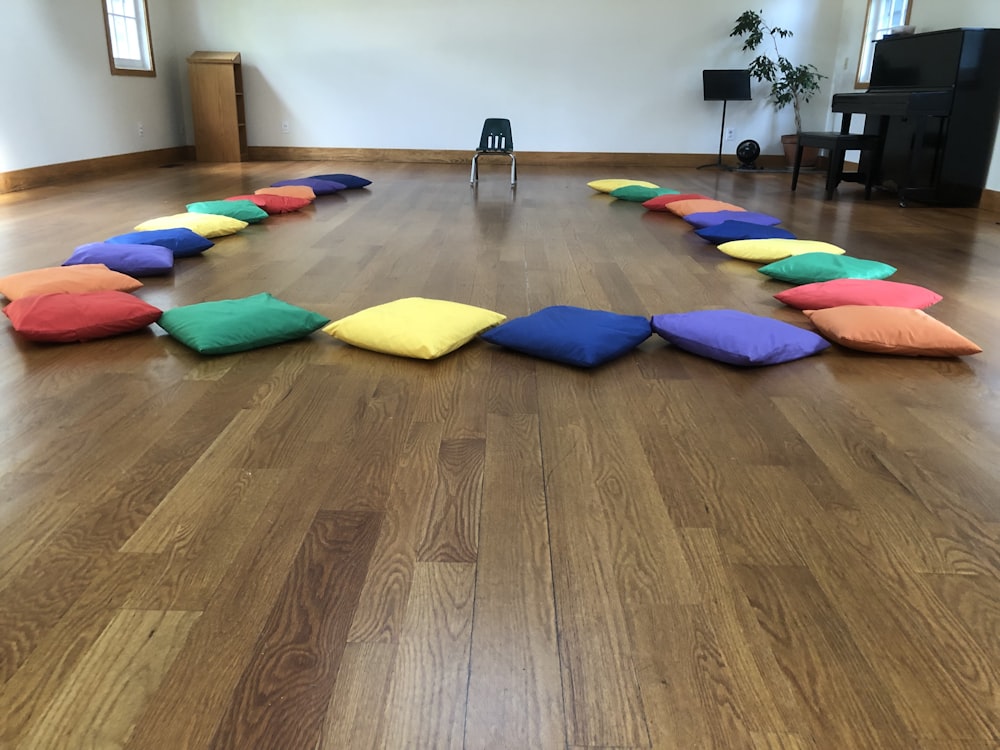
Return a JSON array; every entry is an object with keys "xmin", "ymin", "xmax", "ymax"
[
  {"xmin": 725, "ymin": 127, "xmax": 735, "ymax": 142},
  {"xmin": 137, "ymin": 121, "xmax": 144, "ymax": 137},
  {"xmin": 280, "ymin": 120, "xmax": 290, "ymax": 134}
]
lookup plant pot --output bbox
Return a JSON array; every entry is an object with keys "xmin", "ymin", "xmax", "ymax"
[{"xmin": 781, "ymin": 134, "xmax": 819, "ymax": 169}]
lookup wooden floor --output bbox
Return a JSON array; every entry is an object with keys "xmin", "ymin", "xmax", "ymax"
[{"xmin": 1, "ymin": 160, "xmax": 999, "ymax": 750}]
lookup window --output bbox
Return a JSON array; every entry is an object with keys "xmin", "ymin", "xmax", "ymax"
[
  {"xmin": 855, "ymin": 0, "xmax": 911, "ymax": 87},
  {"xmin": 102, "ymin": 0, "xmax": 155, "ymax": 76}
]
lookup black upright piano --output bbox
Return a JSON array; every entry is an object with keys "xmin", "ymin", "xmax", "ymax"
[{"xmin": 831, "ymin": 27, "xmax": 1000, "ymax": 206}]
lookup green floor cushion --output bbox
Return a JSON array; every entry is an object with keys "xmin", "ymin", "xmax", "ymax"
[
  {"xmin": 587, "ymin": 179, "xmax": 660, "ymax": 193},
  {"xmin": 775, "ymin": 278, "xmax": 942, "ymax": 310},
  {"xmin": 63, "ymin": 242, "xmax": 174, "ymax": 276},
  {"xmin": 608, "ymin": 185, "xmax": 680, "ymax": 202},
  {"xmin": 105, "ymin": 228, "xmax": 214, "ymax": 257},
  {"xmin": 804, "ymin": 306, "xmax": 981, "ymax": 357},
  {"xmin": 323, "ymin": 297, "xmax": 506, "ymax": 360},
  {"xmin": 758, "ymin": 253, "xmax": 897, "ymax": 284},
  {"xmin": 157, "ymin": 293, "xmax": 329, "ymax": 355},
  {"xmin": 651, "ymin": 309, "xmax": 830, "ymax": 366},
  {"xmin": 479, "ymin": 305, "xmax": 651, "ymax": 368},
  {"xmin": 718, "ymin": 239, "xmax": 844, "ymax": 263},
  {"xmin": 134, "ymin": 212, "xmax": 248, "ymax": 238},
  {"xmin": 0, "ymin": 264, "xmax": 142, "ymax": 301},
  {"xmin": 186, "ymin": 199, "xmax": 269, "ymax": 224},
  {"xmin": 4, "ymin": 290, "xmax": 162, "ymax": 343}
]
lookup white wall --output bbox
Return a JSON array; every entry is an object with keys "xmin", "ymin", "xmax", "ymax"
[
  {"xmin": 2, "ymin": 0, "xmax": 999, "ymax": 192},
  {"xmin": 0, "ymin": 0, "xmax": 184, "ymax": 173},
  {"xmin": 173, "ymin": 0, "xmax": 843, "ymax": 157}
]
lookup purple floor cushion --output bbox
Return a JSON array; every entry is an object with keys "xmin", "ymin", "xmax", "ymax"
[
  {"xmin": 105, "ymin": 228, "xmax": 214, "ymax": 257},
  {"xmin": 684, "ymin": 210, "xmax": 782, "ymax": 228},
  {"xmin": 310, "ymin": 173, "xmax": 372, "ymax": 189},
  {"xmin": 695, "ymin": 220, "xmax": 796, "ymax": 244},
  {"xmin": 480, "ymin": 305, "xmax": 651, "ymax": 368},
  {"xmin": 651, "ymin": 309, "xmax": 830, "ymax": 366},
  {"xmin": 63, "ymin": 241, "xmax": 174, "ymax": 276},
  {"xmin": 271, "ymin": 177, "xmax": 346, "ymax": 195}
]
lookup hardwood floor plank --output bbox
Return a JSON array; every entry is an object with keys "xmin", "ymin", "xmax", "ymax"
[
  {"xmin": 380, "ymin": 562, "xmax": 476, "ymax": 750},
  {"xmin": 18, "ymin": 608, "xmax": 200, "ymax": 750},
  {"xmin": 2, "ymin": 162, "xmax": 1000, "ymax": 748},
  {"xmin": 347, "ymin": 421, "xmax": 443, "ymax": 643},
  {"xmin": 318, "ymin": 642, "xmax": 396, "ymax": 749},
  {"xmin": 465, "ymin": 413, "xmax": 564, "ymax": 750},
  {"xmin": 0, "ymin": 552, "xmax": 162, "ymax": 747},
  {"xmin": 208, "ymin": 510, "xmax": 381, "ymax": 750}
]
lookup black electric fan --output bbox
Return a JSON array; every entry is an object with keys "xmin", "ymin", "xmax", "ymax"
[{"xmin": 736, "ymin": 139, "xmax": 761, "ymax": 169}]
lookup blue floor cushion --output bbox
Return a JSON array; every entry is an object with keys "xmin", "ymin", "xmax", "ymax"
[
  {"xmin": 480, "ymin": 305, "xmax": 651, "ymax": 368},
  {"xmin": 695, "ymin": 221, "xmax": 796, "ymax": 244}
]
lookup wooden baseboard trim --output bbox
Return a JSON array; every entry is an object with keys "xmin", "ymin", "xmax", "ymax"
[
  {"xmin": 5, "ymin": 145, "xmax": 998, "ymax": 211},
  {"xmin": 246, "ymin": 146, "xmax": 792, "ymax": 170},
  {"xmin": 0, "ymin": 147, "xmax": 194, "ymax": 194}
]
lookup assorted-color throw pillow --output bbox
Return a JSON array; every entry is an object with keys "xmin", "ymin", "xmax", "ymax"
[
  {"xmin": 0, "ymin": 264, "xmax": 142, "ymax": 301},
  {"xmin": 323, "ymin": 297, "xmax": 506, "ymax": 360},
  {"xmin": 803, "ymin": 306, "xmax": 981, "ymax": 357},
  {"xmin": 63, "ymin": 241, "xmax": 174, "ymax": 277},
  {"xmin": 684, "ymin": 210, "xmax": 782, "ymax": 229},
  {"xmin": 695, "ymin": 221, "xmax": 796, "ymax": 244},
  {"xmin": 185, "ymin": 199, "xmax": 269, "ymax": 224},
  {"xmin": 255, "ymin": 185, "xmax": 316, "ymax": 201},
  {"xmin": 157, "ymin": 292, "xmax": 329, "ymax": 355},
  {"xmin": 608, "ymin": 185, "xmax": 679, "ymax": 202},
  {"xmin": 225, "ymin": 194, "xmax": 312, "ymax": 214},
  {"xmin": 3, "ymin": 290, "xmax": 162, "ymax": 343},
  {"xmin": 270, "ymin": 177, "xmax": 346, "ymax": 195},
  {"xmin": 758, "ymin": 253, "xmax": 897, "ymax": 284},
  {"xmin": 479, "ymin": 305, "xmax": 652, "ymax": 368},
  {"xmin": 105, "ymin": 228, "xmax": 215, "ymax": 257},
  {"xmin": 134, "ymin": 212, "xmax": 248, "ymax": 238},
  {"xmin": 642, "ymin": 193, "xmax": 711, "ymax": 211},
  {"xmin": 717, "ymin": 238, "xmax": 845, "ymax": 263},
  {"xmin": 587, "ymin": 179, "xmax": 660, "ymax": 193},
  {"xmin": 651, "ymin": 309, "xmax": 830, "ymax": 366},
  {"xmin": 775, "ymin": 278, "xmax": 943, "ymax": 310},
  {"xmin": 310, "ymin": 173, "xmax": 372, "ymax": 189}
]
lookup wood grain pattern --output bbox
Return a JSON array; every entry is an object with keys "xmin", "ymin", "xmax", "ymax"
[{"xmin": 2, "ymin": 162, "xmax": 1000, "ymax": 748}]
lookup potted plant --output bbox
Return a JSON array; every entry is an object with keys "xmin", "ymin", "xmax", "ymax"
[{"xmin": 730, "ymin": 9, "xmax": 826, "ymax": 166}]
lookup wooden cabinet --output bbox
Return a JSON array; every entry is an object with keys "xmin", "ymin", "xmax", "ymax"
[{"xmin": 186, "ymin": 51, "xmax": 247, "ymax": 162}]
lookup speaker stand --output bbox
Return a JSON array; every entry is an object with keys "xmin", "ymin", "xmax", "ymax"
[{"xmin": 697, "ymin": 99, "xmax": 733, "ymax": 171}]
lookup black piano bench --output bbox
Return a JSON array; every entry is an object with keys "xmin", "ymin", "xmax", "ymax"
[{"xmin": 791, "ymin": 131, "xmax": 882, "ymax": 200}]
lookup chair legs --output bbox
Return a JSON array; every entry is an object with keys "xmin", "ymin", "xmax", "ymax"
[{"xmin": 470, "ymin": 153, "xmax": 516, "ymax": 187}]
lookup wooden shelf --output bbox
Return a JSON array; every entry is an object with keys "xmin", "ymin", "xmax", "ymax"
[{"xmin": 187, "ymin": 51, "xmax": 247, "ymax": 162}]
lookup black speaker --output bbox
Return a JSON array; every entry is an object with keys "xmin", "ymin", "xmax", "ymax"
[{"xmin": 702, "ymin": 69, "xmax": 752, "ymax": 102}]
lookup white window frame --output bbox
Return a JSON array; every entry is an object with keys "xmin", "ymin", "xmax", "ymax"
[
  {"xmin": 102, "ymin": 0, "xmax": 156, "ymax": 77},
  {"xmin": 855, "ymin": 0, "xmax": 912, "ymax": 88}
]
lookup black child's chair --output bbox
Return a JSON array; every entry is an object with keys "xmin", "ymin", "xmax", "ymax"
[{"xmin": 470, "ymin": 118, "xmax": 516, "ymax": 186}]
